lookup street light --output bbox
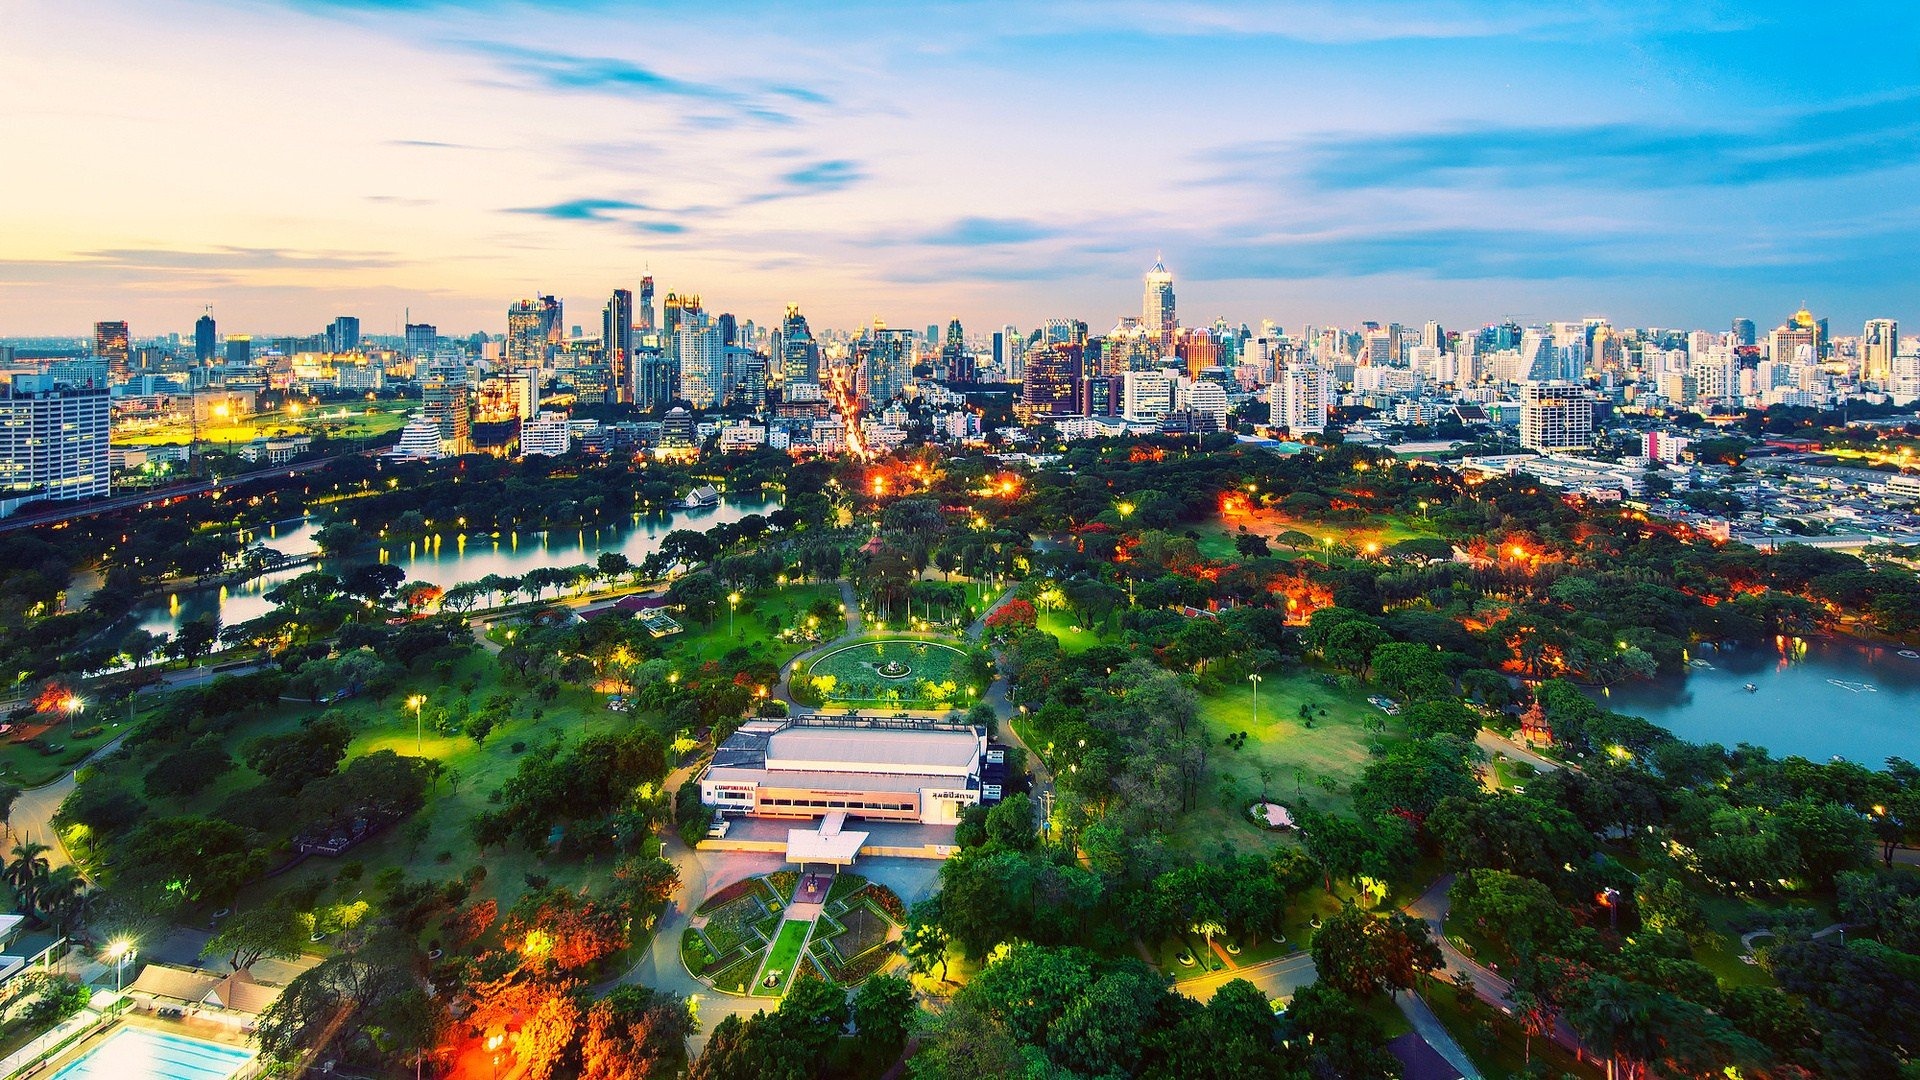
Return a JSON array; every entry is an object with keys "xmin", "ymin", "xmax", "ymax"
[
  {"xmin": 104, "ymin": 939, "xmax": 135, "ymax": 994},
  {"xmin": 728, "ymin": 592, "xmax": 742, "ymax": 637},
  {"xmin": 407, "ymin": 694, "xmax": 427, "ymax": 753},
  {"xmin": 62, "ymin": 694, "xmax": 83, "ymax": 737},
  {"xmin": 1248, "ymin": 673, "xmax": 1262, "ymax": 724}
]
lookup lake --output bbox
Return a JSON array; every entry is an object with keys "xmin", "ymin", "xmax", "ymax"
[
  {"xmin": 1597, "ymin": 636, "xmax": 1920, "ymax": 766},
  {"xmin": 133, "ymin": 494, "xmax": 782, "ymax": 638}
]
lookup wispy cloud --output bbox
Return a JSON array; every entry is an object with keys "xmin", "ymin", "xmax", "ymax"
[
  {"xmin": 450, "ymin": 40, "xmax": 829, "ymax": 125},
  {"xmin": 1216, "ymin": 93, "xmax": 1920, "ymax": 194},
  {"xmin": 508, "ymin": 198, "xmax": 652, "ymax": 221},
  {"xmin": 77, "ymin": 246, "xmax": 402, "ymax": 271},
  {"xmin": 917, "ymin": 217, "xmax": 1062, "ymax": 246}
]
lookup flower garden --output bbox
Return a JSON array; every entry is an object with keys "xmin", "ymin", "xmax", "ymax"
[
  {"xmin": 679, "ymin": 871, "xmax": 906, "ymax": 996},
  {"xmin": 793, "ymin": 638, "xmax": 983, "ymax": 708}
]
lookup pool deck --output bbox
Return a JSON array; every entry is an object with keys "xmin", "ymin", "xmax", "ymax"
[{"xmin": 35, "ymin": 1011, "xmax": 257, "ymax": 1080}]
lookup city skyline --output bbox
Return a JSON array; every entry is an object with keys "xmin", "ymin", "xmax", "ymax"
[{"xmin": 3, "ymin": 2, "xmax": 1917, "ymax": 335}]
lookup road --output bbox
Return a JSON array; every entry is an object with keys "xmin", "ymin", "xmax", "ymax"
[
  {"xmin": 1171, "ymin": 952, "xmax": 1316, "ymax": 1005},
  {"xmin": 0, "ymin": 452, "xmax": 362, "ymax": 536},
  {"xmin": 1405, "ymin": 874, "xmax": 1590, "ymax": 1061},
  {"xmin": 8, "ymin": 733, "xmax": 131, "ymax": 875},
  {"xmin": 1474, "ymin": 729, "xmax": 1564, "ymax": 775}
]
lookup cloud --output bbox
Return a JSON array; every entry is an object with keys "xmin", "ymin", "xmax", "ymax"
[
  {"xmin": 778, "ymin": 159, "xmax": 864, "ymax": 190},
  {"xmin": 450, "ymin": 40, "xmax": 829, "ymax": 125},
  {"xmin": 917, "ymin": 217, "xmax": 1063, "ymax": 246},
  {"xmin": 387, "ymin": 139, "xmax": 484, "ymax": 150},
  {"xmin": 508, "ymin": 198, "xmax": 652, "ymax": 221},
  {"xmin": 1224, "ymin": 93, "xmax": 1920, "ymax": 194},
  {"xmin": 75, "ymin": 246, "xmax": 402, "ymax": 271}
]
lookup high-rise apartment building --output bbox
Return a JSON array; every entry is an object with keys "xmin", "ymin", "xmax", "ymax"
[
  {"xmin": 1769, "ymin": 308, "xmax": 1821, "ymax": 365},
  {"xmin": 942, "ymin": 319, "xmax": 972, "ymax": 383},
  {"xmin": 1021, "ymin": 342, "xmax": 1082, "ymax": 417},
  {"xmin": 1862, "ymin": 318, "xmax": 1898, "ymax": 384},
  {"xmin": 677, "ymin": 313, "xmax": 724, "ymax": 409},
  {"xmin": 225, "ymin": 335, "xmax": 252, "ymax": 366},
  {"xmin": 1122, "ymin": 369, "xmax": 1173, "ymax": 422},
  {"xmin": 603, "ymin": 289, "xmax": 634, "ymax": 404},
  {"xmin": 93, "ymin": 321, "xmax": 130, "ymax": 374},
  {"xmin": 327, "ymin": 316, "xmax": 361, "ymax": 354},
  {"xmin": 663, "ymin": 293, "xmax": 700, "ymax": 338},
  {"xmin": 1268, "ymin": 362, "xmax": 1330, "ymax": 435},
  {"xmin": 1142, "ymin": 258, "xmax": 1176, "ymax": 350},
  {"xmin": 519, "ymin": 411, "xmax": 572, "ymax": 458},
  {"xmin": 637, "ymin": 350, "xmax": 677, "ymax": 411},
  {"xmin": 1731, "ymin": 318, "xmax": 1757, "ymax": 347},
  {"xmin": 856, "ymin": 327, "xmax": 915, "ymax": 407},
  {"xmin": 0, "ymin": 372, "xmax": 112, "ymax": 511},
  {"xmin": 1519, "ymin": 382, "xmax": 1594, "ymax": 451}
]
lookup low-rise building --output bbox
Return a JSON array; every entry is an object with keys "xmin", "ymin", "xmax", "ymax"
[{"xmin": 700, "ymin": 718, "xmax": 988, "ymax": 825}]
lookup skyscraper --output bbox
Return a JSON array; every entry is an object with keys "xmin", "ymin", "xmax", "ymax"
[
  {"xmin": 195, "ymin": 310, "xmax": 217, "ymax": 363},
  {"xmin": 1863, "ymin": 318, "xmax": 1898, "ymax": 384},
  {"xmin": 225, "ymin": 335, "xmax": 252, "ymax": 366},
  {"xmin": 780, "ymin": 305, "xmax": 819, "ymax": 384},
  {"xmin": 942, "ymin": 319, "xmax": 972, "ymax": 383},
  {"xmin": 93, "ymin": 321, "xmax": 130, "ymax": 374},
  {"xmin": 422, "ymin": 374, "xmax": 472, "ymax": 455},
  {"xmin": 327, "ymin": 316, "xmax": 361, "ymax": 354},
  {"xmin": 637, "ymin": 275, "xmax": 656, "ymax": 333},
  {"xmin": 603, "ymin": 289, "xmax": 634, "ymax": 404},
  {"xmin": 1021, "ymin": 342, "xmax": 1082, "ymax": 417},
  {"xmin": 663, "ymin": 293, "xmax": 700, "ymax": 337},
  {"xmin": 676, "ymin": 312, "xmax": 724, "ymax": 409},
  {"xmin": 507, "ymin": 296, "xmax": 562, "ymax": 367},
  {"xmin": 637, "ymin": 350, "xmax": 677, "ymax": 411},
  {"xmin": 1, "ymin": 372, "xmax": 112, "ymax": 509},
  {"xmin": 1731, "ymin": 318, "xmax": 1757, "ymax": 348},
  {"xmin": 1142, "ymin": 258, "xmax": 1176, "ymax": 351},
  {"xmin": 860, "ymin": 327, "xmax": 916, "ymax": 407}
]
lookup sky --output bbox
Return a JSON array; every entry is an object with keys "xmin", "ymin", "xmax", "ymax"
[{"xmin": 1, "ymin": 0, "xmax": 1917, "ymax": 339}]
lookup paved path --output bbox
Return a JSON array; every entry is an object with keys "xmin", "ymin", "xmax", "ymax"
[
  {"xmin": 1396, "ymin": 992, "xmax": 1483, "ymax": 1079},
  {"xmin": 8, "ymin": 733, "xmax": 130, "ymax": 875},
  {"xmin": 1474, "ymin": 729, "xmax": 1563, "ymax": 775},
  {"xmin": 838, "ymin": 580, "xmax": 862, "ymax": 635}
]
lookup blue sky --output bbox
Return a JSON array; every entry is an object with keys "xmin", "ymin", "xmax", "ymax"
[{"xmin": 0, "ymin": 0, "xmax": 1915, "ymax": 337}]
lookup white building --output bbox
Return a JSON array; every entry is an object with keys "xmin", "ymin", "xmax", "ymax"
[
  {"xmin": 387, "ymin": 414, "xmax": 445, "ymax": 460},
  {"xmin": 0, "ymin": 372, "xmax": 111, "ymax": 512},
  {"xmin": 1519, "ymin": 382, "xmax": 1594, "ymax": 451},
  {"xmin": 1122, "ymin": 369, "xmax": 1173, "ymax": 422},
  {"xmin": 701, "ymin": 719, "xmax": 988, "ymax": 826},
  {"xmin": 1269, "ymin": 361, "xmax": 1330, "ymax": 435},
  {"xmin": 519, "ymin": 411, "xmax": 572, "ymax": 457}
]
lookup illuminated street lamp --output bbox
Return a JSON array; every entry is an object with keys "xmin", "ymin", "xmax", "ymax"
[
  {"xmin": 1248, "ymin": 673, "xmax": 1262, "ymax": 724},
  {"xmin": 1116, "ymin": 501, "xmax": 1134, "ymax": 519},
  {"xmin": 407, "ymin": 694, "xmax": 427, "ymax": 753},
  {"xmin": 729, "ymin": 591, "xmax": 742, "ymax": 637},
  {"xmin": 104, "ymin": 939, "xmax": 136, "ymax": 994},
  {"xmin": 62, "ymin": 694, "xmax": 83, "ymax": 737}
]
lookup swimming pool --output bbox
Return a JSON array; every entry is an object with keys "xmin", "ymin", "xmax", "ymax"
[{"xmin": 50, "ymin": 1027, "xmax": 254, "ymax": 1080}]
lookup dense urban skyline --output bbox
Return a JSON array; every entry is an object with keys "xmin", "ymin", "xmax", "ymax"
[{"xmin": 4, "ymin": 1, "xmax": 1917, "ymax": 335}]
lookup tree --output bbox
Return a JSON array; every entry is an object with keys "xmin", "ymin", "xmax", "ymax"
[
  {"xmin": 144, "ymin": 742, "xmax": 236, "ymax": 799},
  {"xmin": 4, "ymin": 840, "xmax": 51, "ymax": 913},
  {"xmin": 312, "ymin": 520, "xmax": 370, "ymax": 557},
  {"xmin": 904, "ymin": 897, "xmax": 952, "ymax": 982},
  {"xmin": 207, "ymin": 906, "xmax": 307, "ymax": 971},
  {"xmin": 112, "ymin": 816, "xmax": 268, "ymax": 910},
  {"xmin": 175, "ymin": 615, "xmax": 220, "ymax": 665},
  {"xmin": 853, "ymin": 974, "xmax": 915, "ymax": 1061},
  {"xmin": 1277, "ymin": 983, "xmax": 1400, "ymax": 1079},
  {"xmin": 1310, "ymin": 904, "xmax": 1441, "ymax": 1000},
  {"xmin": 0, "ymin": 784, "xmax": 19, "ymax": 838},
  {"xmin": 256, "ymin": 933, "xmax": 433, "ymax": 1068},
  {"xmin": 984, "ymin": 793, "xmax": 1036, "ymax": 851},
  {"xmin": 1399, "ymin": 698, "xmax": 1479, "ymax": 740},
  {"xmin": 580, "ymin": 986, "xmax": 696, "ymax": 1080},
  {"xmin": 1298, "ymin": 809, "xmax": 1370, "ymax": 893},
  {"xmin": 1451, "ymin": 869, "xmax": 1571, "ymax": 961},
  {"xmin": 1369, "ymin": 641, "xmax": 1451, "ymax": 702}
]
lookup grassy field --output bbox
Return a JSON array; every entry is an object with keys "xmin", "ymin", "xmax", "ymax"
[
  {"xmin": 0, "ymin": 707, "xmax": 128, "ymax": 787},
  {"xmin": 1170, "ymin": 668, "xmax": 1403, "ymax": 853},
  {"xmin": 1429, "ymin": 983, "xmax": 1603, "ymax": 1080},
  {"xmin": 668, "ymin": 582, "xmax": 838, "ymax": 670},
  {"xmin": 1197, "ymin": 506, "xmax": 1441, "ymax": 560},
  {"xmin": 113, "ymin": 401, "xmax": 415, "ymax": 448},
  {"xmin": 1035, "ymin": 609, "xmax": 1104, "ymax": 654},
  {"xmin": 756, "ymin": 919, "xmax": 813, "ymax": 996}
]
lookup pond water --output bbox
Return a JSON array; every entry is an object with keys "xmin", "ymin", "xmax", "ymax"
[
  {"xmin": 1597, "ymin": 636, "xmax": 1920, "ymax": 766},
  {"xmin": 133, "ymin": 494, "xmax": 781, "ymax": 638}
]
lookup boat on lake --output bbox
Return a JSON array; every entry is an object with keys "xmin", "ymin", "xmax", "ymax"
[{"xmin": 1743, "ymin": 683, "xmax": 1758, "ymax": 693}]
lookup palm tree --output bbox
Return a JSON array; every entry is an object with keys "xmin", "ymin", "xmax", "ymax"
[
  {"xmin": 4, "ymin": 840, "xmax": 52, "ymax": 914},
  {"xmin": 36, "ymin": 866, "xmax": 85, "ymax": 935}
]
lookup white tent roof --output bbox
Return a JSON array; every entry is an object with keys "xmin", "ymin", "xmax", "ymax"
[{"xmin": 787, "ymin": 823, "xmax": 869, "ymax": 865}]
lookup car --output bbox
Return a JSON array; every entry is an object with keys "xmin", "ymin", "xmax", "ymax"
[{"xmin": 706, "ymin": 818, "xmax": 731, "ymax": 839}]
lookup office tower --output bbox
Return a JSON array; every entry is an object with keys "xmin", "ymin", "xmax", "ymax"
[
  {"xmin": 507, "ymin": 296, "xmax": 562, "ymax": 367},
  {"xmin": 638, "ymin": 275, "xmax": 656, "ymax": 333},
  {"xmin": 1021, "ymin": 342, "xmax": 1082, "ymax": 417},
  {"xmin": 1769, "ymin": 308, "xmax": 1821, "ymax": 364},
  {"xmin": 779, "ymin": 305, "xmax": 820, "ymax": 384},
  {"xmin": 519, "ymin": 411, "xmax": 572, "ymax": 457},
  {"xmin": 0, "ymin": 371, "xmax": 112, "ymax": 509},
  {"xmin": 1142, "ymin": 257, "xmax": 1176, "ymax": 350},
  {"xmin": 421, "ymin": 374, "xmax": 472, "ymax": 455},
  {"xmin": 728, "ymin": 349, "xmax": 767, "ymax": 409},
  {"xmin": 502, "ymin": 368, "xmax": 539, "ymax": 419},
  {"xmin": 1863, "ymin": 318, "xmax": 1898, "ymax": 384},
  {"xmin": 1174, "ymin": 377, "xmax": 1229, "ymax": 432},
  {"xmin": 93, "ymin": 321, "xmax": 130, "ymax": 374},
  {"xmin": 676, "ymin": 313, "xmax": 724, "ymax": 408},
  {"xmin": 1731, "ymin": 318, "xmax": 1756, "ymax": 348},
  {"xmin": 717, "ymin": 313, "xmax": 738, "ymax": 348},
  {"xmin": 941, "ymin": 319, "xmax": 972, "ymax": 383},
  {"xmin": 858, "ymin": 326, "xmax": 915, "ymax": 407},
  {"xmin": 1082, "ymin": 374, "xmax": 1123, "ymax": 416},
  {"xmin": 405, "ymin": 322, "xmax": 436, "ymax": 357},
  {"xmin": 1121, "ymin": 369, "xmax": 1172, "ymax": 421},
  {"xmin": 991, "ymin": 332, "xmax": 1005, "ymax": 377},
  {"xmin": 603, "ymin": 289, "xmax": 634, "ymax": 404},
  {"xmin": 1268, "ymin": 361, "xmax": 1330, "ymax": 435},
  {"xmin": 1421, "ymin": 321, "xmax": 1443, "ymax": 351},
  {"xmin": 637, "ymin": 350, "xmax": 677, "ymax": 411},
  {"xmin": 193, "ymin": 310, "xmax": 217, "ymax": 363},
  {"xmin": 663, "ymin": 293, "xmax": 701, "ymax": 337},
  {"xmin": 1519, "ymin": 382, "xmax": 1594, "ymax": 451},
  {"xmin": 327, "ymin": 316, "xmax": 361, "ymax": 354},
  {"xmin": 225, "ymin": 335, "xmax": 252, "ymax": 366}
]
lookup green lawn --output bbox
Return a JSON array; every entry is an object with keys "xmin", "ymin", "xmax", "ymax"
[
  {"xmin": 0, "ymin": 710, "xmax": 126, "ymax": 787},
  {"xmin": 113, "ymin": 401, "xmax": 415, "ymax": 448},
  {"xmin": 1035, "ymin": 609, "xmax": 1104, "ymax": 654},
  {"xmin": 1428, "ymin": 983, "xmax": 1603, "ymax": 1080},
  {"xmin": 1197, "ymin": 506, "xmax": 1442, "ymax": 559},
  {"xmin": 662, "ymin": 582, "xmax": 838, "ymax": 671},
  {"xmin": 1170, "ymin": 668, "xmax": 1403, "ymax": 854},
  {"xmin": 756, "ymin": 919, "xmax": 814, "ymax": 996}
]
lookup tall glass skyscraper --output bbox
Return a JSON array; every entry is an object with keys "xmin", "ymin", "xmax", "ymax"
[{"xmin": 1142, "ymin": 257, "xmax": 1176, "ymax": 350}]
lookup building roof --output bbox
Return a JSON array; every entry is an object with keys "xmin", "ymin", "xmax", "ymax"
[
  {"xmin": 710, "ymin": 721, "xmax": 982, "ymax": 778},
  {"xmin": 127, "ymin": 964, "xmax": 283, "ymax": 1015},
  {"xmin": 707, "ymin": 766, "xmax": 975, "ymax": 796}
]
